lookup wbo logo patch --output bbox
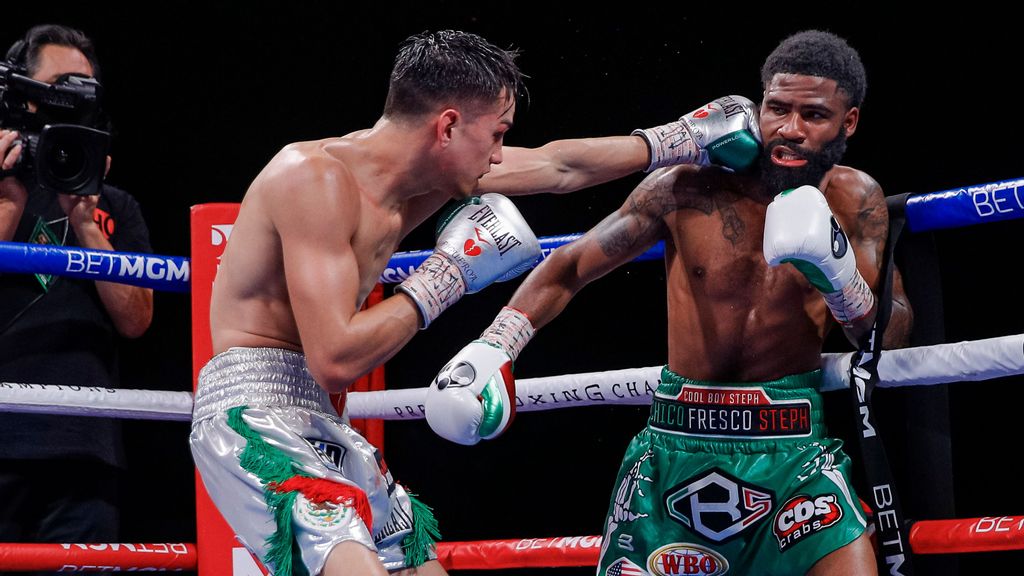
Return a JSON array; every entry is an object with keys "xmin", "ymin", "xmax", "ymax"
[{"xmin": 647, "ymin": 543, "xmax": 729, "ymax": 576}]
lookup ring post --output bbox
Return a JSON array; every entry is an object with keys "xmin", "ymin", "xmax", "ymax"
[{"xmin": 191, "ymin": 204, "xmax": 267, "ymax": 576}]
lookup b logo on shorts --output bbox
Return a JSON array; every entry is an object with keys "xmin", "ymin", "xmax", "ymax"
[
  {"xmin": 434, "ymin": 361, "xmax": 476, "ymax": 390},
  {"xmin": 665, "ymin": 468, "xmax": 774, "ymax": 543}
]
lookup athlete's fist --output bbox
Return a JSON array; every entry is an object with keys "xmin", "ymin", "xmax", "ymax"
[
  {"xmin": 763, "ymin": 185, "xmax": 874, "ymax": 326},
  {"xmin": 398, "ymin": 194, "xmax": 541, "ymax": 328},
  {"xmin": 425, "ymin": 341, "xmax": 515, "ymax": 445},
  {"xmin": 634, "ymin": 95, "xmax": 762, "ymax": 172}
]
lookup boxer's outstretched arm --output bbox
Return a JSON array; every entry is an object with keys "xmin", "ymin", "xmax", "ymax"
[
  {"xmin": 508, "ymin": 170, "xmax": 674, "ymax": 327},
  {"xmin": 478, "ymin": 95, "xmax": 762, "ymax": 197},
  {"xmin": 476, "ymin": 136, "xmax": 650, "ymax": 196}
]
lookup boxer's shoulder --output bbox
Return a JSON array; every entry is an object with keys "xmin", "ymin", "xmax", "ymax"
[
  {"xmin": 821, "ymin": 165, "xmax": 881, "ymax": 200},
  {"xmin": 820, "ymin": 165, "xmax": 884, "ymax": 225}
]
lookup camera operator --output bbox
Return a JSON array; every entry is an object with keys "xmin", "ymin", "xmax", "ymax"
[{"xmin": 0, "ymin": 24, "xmax": 153, "ymax": 564}]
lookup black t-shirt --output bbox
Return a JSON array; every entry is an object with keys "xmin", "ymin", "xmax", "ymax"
[{"xmin": 0, "ymin": 184, "xmax": 151, "ymax": 466}]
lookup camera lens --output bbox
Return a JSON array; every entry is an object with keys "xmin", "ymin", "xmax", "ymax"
[
  {"xmin": 45, "ymin": 134, "xmax": 88, "ymax": 182},
  {"xmin": 35, "ymin": 124, "xmax": 109, "ymax": 195}
]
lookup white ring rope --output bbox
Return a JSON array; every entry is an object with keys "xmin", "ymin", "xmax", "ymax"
[
  {"xmin": 819, "ymin": 333, "xmax": 1024, "ymax": 392},
  {"xmin": 1, "ymin": 334, "xmax": 1021, "ymax": 421},
  {"xmin": 0, "ymin": 382, "xmax": 194, "ymax": 420}
]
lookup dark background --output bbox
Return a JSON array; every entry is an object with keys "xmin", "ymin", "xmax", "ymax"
[{"xmin": 3, "ymin": 4, "xmax": 1022, "ymax": 575}]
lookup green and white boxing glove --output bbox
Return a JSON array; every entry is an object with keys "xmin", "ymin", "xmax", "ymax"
[
  {"xmin": 763, "ymin": 185, "xmax": 875, "ymax": 326},
  {"xmin": 425, "ymin": 307, "xmax": 535, "ymax": 445}
]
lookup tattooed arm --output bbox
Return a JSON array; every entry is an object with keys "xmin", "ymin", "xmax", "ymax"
[
  {"xmin": 824, "ymin": 167, "xmax": 913, "ymax": 346},
  {"xmin": 885, "ymin": 266, "xmax": 914, "ymax": 348},
  {"xmin": 507, "ymin": 169, "xmax": 676, "ymax": 329}
]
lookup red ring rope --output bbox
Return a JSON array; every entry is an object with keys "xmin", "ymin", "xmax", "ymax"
[
  {"xmin": 0, "ymin": 543, "xmax": 197, "ymax": 572},
  {"xmin": 2, "ymin": 516, "xmax": 1022, "ymax": 572}
]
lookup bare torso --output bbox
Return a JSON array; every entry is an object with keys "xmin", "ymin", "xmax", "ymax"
[
  {"xmin": 209, "ymin": 135, "xmax": 446, "ymax": 355},
  {"xmin": 659, "ymin": 165, "xmax": 882, "ymax": 381}
]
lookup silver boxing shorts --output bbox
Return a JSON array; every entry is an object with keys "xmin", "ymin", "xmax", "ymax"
[{"xmin": 190, "ymin": 347, "xmax": 426, "ymax": 574}]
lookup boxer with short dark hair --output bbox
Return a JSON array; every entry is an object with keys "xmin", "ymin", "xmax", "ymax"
[
  {"xmin": 189, "ymin": 29, "xmax": 762, "ymax": 576},
  {"xmin": 432, "ymin": 30, "xmax": 913, "ymax": 575}
]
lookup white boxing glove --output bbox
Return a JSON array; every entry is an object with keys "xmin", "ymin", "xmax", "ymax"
[
  {"xmin": 633, "ymin": 95, "xmax": 762, "ymax": 172},
  {"xmin": 425, "ymin": 306, "xmax": 536, "ymax": 445},
  {"xmin": 398, "ymin": 194, "xmax": 541, "ymax": 328},
  {"xmin": 763, "ymin": 185, "xmax": 875, "ymax": 326}
]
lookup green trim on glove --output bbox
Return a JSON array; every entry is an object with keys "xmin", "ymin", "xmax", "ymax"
[
  {"xmin": 434, "ymin": 196, "xmax": 482, "ymax": 238},
  {"xmin": 782, "ymin": 257, "xmax": 836, "ymax": 293},
  {"xmin": 707, "ymin": 131, "xmax": 760, "ymax": 172},
  {"xmin": 478, "ymin": 379, "xmax": 506, "ymax": 439}
]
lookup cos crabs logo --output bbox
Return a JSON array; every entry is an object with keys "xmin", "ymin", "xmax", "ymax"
[
  {"xmin": 647, "ymin": 543, "xmax": 729, "ymax": 576},
  {"xmin": 773, "ymin": 493, "xmax": 843, "ymax": 551}
]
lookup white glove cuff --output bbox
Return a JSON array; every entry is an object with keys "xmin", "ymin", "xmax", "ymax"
[
  {"xmin": 397, "ymin": 253, "xmax": 467, "ymax": 329},
  {"xmin": 822, "ymin": 270, "xmax": 875, "ymax": 327},
  {"xmin": 632, "ymin": 122, "xmax": 699, "ymax": 172},
  {"xmin": 479, "ymin": 306, "xmax": 536, "ymax": 361}
]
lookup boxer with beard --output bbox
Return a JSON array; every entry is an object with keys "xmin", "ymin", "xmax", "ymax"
[
  {"xmin": 429, "ymin": 30, "xmax": 913, "ymax": 575},
  {"xmin": 761, "ymin": 128, "xmax": 848, "ymax": 196}
]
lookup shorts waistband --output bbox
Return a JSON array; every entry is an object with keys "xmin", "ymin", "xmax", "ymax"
[
  {"xmin": 193, "ymin": 347, "xmax": 334, "ymax": 422},
  {"xmin": 649, "ymin": 367, "xmax": 826, "ymax": 440}
]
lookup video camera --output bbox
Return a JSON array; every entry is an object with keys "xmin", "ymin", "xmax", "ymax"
[{"xmin": 0, "ymin": 60, "xmax": 110, "ymax": 196}]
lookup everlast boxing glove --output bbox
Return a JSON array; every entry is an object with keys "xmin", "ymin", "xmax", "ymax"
[{"xmin": 398, "ymin": 194, "xmax": 541, "ymax": 328}]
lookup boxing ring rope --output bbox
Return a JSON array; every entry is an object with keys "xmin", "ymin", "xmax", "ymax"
[
  {"xmin": 0, "ymin": 543, "xmax": 197, "ymax": 572},
  {"xmin": 2, "ymin": 176, "xmax": 1023, "ymax": 288},
  {"xmin": 3, "ymin": 515, "xmax": 1024, "ymax": 572},
  {"xmin": 3, "ymin": 333, "xmax": 1021, "ymax": 421},
  {"xmin": 3, "ymin": 176, "xmax": 1024, "ymax": 572},
  {"xmin": 0, "ymin": 241, "xmax": 191, "ymax": 291}
]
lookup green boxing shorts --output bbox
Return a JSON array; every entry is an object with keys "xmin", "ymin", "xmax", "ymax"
[{"xmin": 597, "ymin": 367, "xmax": 867, "ymax": 576}]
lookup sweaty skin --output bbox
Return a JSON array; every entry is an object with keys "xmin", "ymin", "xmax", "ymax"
[
  {"xmin": 511, "ymin": 163, "xmax": 885, "ymax": 576},
  {"xmin": 209, "ymin": 97, "xmax": 515, "ymax": 392},
  {"xmin": 513, "ymin": 163, "xmax": 886, "ymax": 380},
  {"xmin": 209, "ymin": 93, "xmax": 652, "ymax": 394},
  {"xmin": 204, "ymin": 87, "xmax": 654, "ymax": 575},
  {"xmin": 505, "ymin": 75, "xmax": 912, "ymax": 575}
]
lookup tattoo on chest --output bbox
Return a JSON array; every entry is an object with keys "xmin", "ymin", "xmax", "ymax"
[
  {"xmin": 675, "ymin": 187, "xmax": 746, "ymax": 246},
  {"xmin": 674, "ymin": 194, "xmax": 713, "ymax": 215},
  {"xmin": 716, "ymin": 199, "xmax": 745, "ymax": 245}
]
